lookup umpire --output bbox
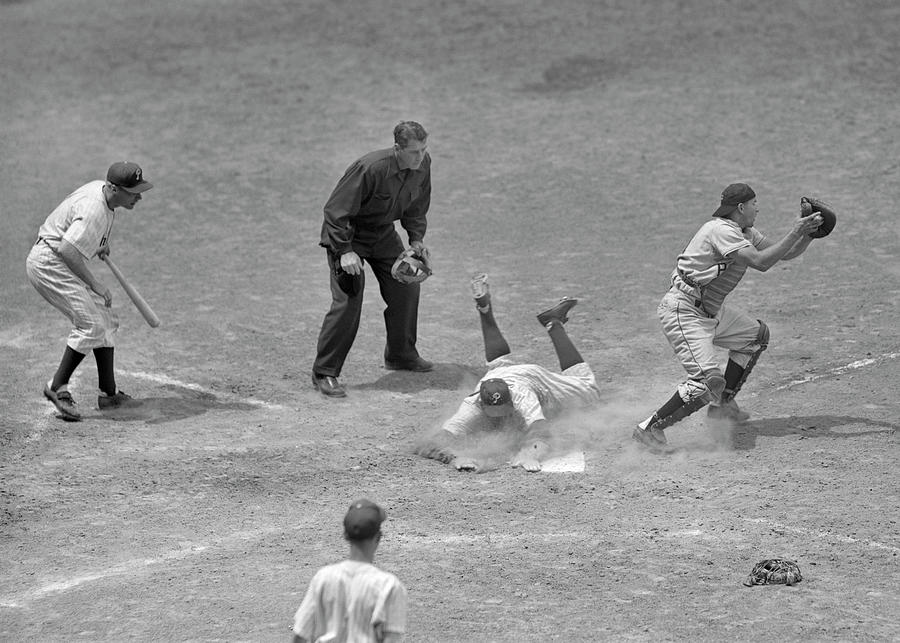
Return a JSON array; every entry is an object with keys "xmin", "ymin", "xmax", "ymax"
[{"xmin": 311, "ymin": 121, "xmax": 434, "ymax": 398}]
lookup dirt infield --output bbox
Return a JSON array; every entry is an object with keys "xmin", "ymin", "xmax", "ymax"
[{"xmin": 2, "ymin": 1, "xmax": 899, "ymax": 641}]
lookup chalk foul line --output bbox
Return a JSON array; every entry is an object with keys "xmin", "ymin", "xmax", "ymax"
[
  {"xmin": 774, "ymin": 352, "xmax": 900, "ymax": 391},
  {"xmin": 124, "ymin": 370, "xmax": 286, "ymax": 410}
]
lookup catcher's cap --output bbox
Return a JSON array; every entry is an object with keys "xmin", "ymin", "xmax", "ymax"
[
  {"xmin": 713, "ymin": 182, "xmax": 755, "ymax": 218},
  {"xmin": 479, "ymin": 378, "xmax": 513, "ymax": 417},
  {"xmin": 343, "ymin": 499, "xmax": 386, "ymax": 541},
  {"xmin": 107, "ymin": 161, "xmax": 153, "ymax": 194}
]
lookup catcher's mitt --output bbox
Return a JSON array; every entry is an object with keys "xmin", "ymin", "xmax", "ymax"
[
  {"xmin": 743, "ymin": 559, "xmax": 802, "ymax": 587},
  {"xmin": 801, "ymin": 196, "xmax": 837, "ymax": 238},
  {"xmin": 391, "ymin": 249, "xmax": 432, "ymax": 284}
]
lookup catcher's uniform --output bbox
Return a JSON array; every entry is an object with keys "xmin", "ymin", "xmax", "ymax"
[
  {"xmin": 442, "ymin": 356, "xmax": 601, "ymax": 436},
  {"xmin": 661, "ymin": 218, "xmax": 768, "ymax": 401},
  {"xmin": 25, "ymin": 181, "xmax": 119, "ymax": 352},
  {"xmin": 291, "ymin": 560, "xmax": 407, "ymax": 643}
]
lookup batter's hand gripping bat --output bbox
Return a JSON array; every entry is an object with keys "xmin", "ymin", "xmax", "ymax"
[{"xmin": 102, "ymin": 257, "xmax": 160, "ymax": 328}]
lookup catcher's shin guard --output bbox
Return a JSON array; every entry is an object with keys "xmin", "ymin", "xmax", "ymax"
[
  {"xmin": 723, "ymin": 320, "xmax": 769, "ymax": 401},
  {"xmin": 647, "ymin": 396, "xmax": 709, "ymax": 431}
]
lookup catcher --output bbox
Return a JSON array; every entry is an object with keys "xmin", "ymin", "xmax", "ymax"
[
  {"xmin": 633, "ymin": 183, "xmax": 834, "ymax": 450},
  {"xmin": 415, "ymin": 274, "xmax": 601, "ymax": 473}
]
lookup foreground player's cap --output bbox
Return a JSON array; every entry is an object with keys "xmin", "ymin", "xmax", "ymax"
[
  {"xmin": 107, "ymin": 161, "xmax": 153, "ymax": 193},
  {"xmin": 713, "ymin": 182, "xmax": 755, "ymax": 218},
  {"xmin": 479, "ymin": 378, "xmax": 512, "ymax": 417},
  {"xmin": 343, "ymin": 499, "xmax": 386, "ymax": 540}
]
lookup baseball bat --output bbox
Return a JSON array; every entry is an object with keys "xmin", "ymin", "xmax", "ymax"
[{"xmin": 102, "ymin": 257, "xmax": 160, "ymax": 328}]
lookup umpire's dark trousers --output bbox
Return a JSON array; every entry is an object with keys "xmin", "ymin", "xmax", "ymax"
[{"xmin": 313, "ymin": 253, "xmax": 421, "ymax": 378}]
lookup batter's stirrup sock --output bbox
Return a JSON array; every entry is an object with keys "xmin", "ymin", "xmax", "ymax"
[
  {"xmin": 547, "ymin": 322, "xmax": 583, "ymax": 371},
  {"xmin": 51, "ymin": 346, "xmax": 86, "ymax": 391},
  {"xmin": 479, "ymin": 309, "xmax": 511, "ymax": 362},
  {"xmin": 93, "ymin": 347, "xmax": 116, "ymax": 396}
]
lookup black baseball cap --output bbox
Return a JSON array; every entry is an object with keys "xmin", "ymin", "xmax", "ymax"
[
  {"xmin": 713, "ymin": 183, "xmax": 755, "ymax": 218},
  {"xmin": 343, "ymin": 499, "xmax": 386, "ymax": 541},
  {"xmin": 107, "ymin": 161, "xmax": 153, "ymax": 194},
  {"xmin": 479, "ymin": 378, "xmax": 513, "ymax": 417}
]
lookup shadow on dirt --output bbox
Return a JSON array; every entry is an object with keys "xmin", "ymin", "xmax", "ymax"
[
  {"xmin": 356, "ymin": 363, "xmax": 482, "ymax": 393},
  {"xmin": 729, "ymin": 414, "xmax": 898, "ymax": 450},
  {"xmin": 89, "ymin": 385, "xmax": 257, "ymax": 425}
]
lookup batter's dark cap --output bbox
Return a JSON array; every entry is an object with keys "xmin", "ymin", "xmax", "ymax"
[
  {"xmin": 713, "ymin": 183, "xmax": 755, "ymax": 218},
  {"xmin": 343, "ymin": 499, "xmax": 386, "ymax": 541},
  {"xmin": 107, "ymin": 161, "xmax": 153, "ymax": 194},
  {"xmin": 479, "ymin": 378, "xmax": 512, "ymax": 417}
]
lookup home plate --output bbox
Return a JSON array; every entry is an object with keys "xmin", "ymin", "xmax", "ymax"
[{"xmin": 541, "ymin": 450, "xmax": 585, "ymax": 473}]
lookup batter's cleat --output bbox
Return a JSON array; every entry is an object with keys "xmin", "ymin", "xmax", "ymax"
[
  {"xmin": 470, "ymin": 273, "xmax": 491, "ymax": 313},
  {"xmin": 536, "ymin": 297, "xmax": 578, "ymax": 327},
  {"xmin": 43, "ymin": 382, "xmax": 81, "ymax": 421},
  {"xmin": 98, "ymin": 390, "xmax": 137, "ymax": 409},
  {"xmin": 312, "ymin": 373, "xmax": 347, "ymax": 398},
  {"xmin": 384, "ymin": 356, "xmax": 434, "ymax": 372},
  {"xmin": 707, "ymin": 398, "xmax": 750, "ymax": 422}
]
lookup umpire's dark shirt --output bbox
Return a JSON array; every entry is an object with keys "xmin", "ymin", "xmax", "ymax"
[{"xmin": 319, "ymin": 148, "xmax": 431, "ymax": 259}]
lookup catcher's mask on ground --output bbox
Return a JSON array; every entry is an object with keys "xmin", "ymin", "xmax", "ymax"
[{"xmin": 479, "ymin": 378, "xmax": 513, "ymax": 417}]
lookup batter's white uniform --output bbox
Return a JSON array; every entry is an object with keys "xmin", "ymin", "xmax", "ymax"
[
  {"xmin": 292, "ymin": 560, "xmax": 407, "ymax": 643},
  {"xmin": 442, "ymin": 356, "xmax": 601, "ymax": 436},
  {"xmin": 661, "ymin": 217, "xmax": 768, "ymax": 402},
  {"xmin": 25, "ymin": 180, "xmax": 119, "ymax": 352}
]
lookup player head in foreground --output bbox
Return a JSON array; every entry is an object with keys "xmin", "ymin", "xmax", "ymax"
[
  {"xmin": 633, "ymin": 182, "xmax": 824, "ymax": 451},
  {"xmin": 415, "ymin": 275, "xmax": 601, "ymax": 472},
  {"xmin": 291, "ymin": 498, "xmax": 408, "ymax": 643},
  {"xmin": 26, "ymin": 161, "xmax": 153, "ymax": 421}
]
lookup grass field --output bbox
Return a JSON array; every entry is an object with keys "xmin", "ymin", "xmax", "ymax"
[{"xmin": 2, "ymin": 0, "xmax": 899, "ymax": 641}]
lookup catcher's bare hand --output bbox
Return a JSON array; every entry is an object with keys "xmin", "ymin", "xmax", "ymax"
[
  {"xmin": 800, "ymin": 196, "xmax": 837, "ymax": 238},
  {"xmin": 792, "ymin": 213, "xmax": 822, "ymax": 238},
  {"xmin": 340, "ymin": 251, "xmax": 363, "ymax": 275},
  {"xmin": 452, "ymin": 457, "xmax": 479, "ymax": 472}
]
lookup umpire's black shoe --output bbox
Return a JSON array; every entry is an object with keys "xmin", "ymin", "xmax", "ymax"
[
  {"xmin": 312, "ymin": 373, "xmax": 347, "ymax": 398},
  {"xmin": 537, "ymin": 297, "xmax": 578, "ymax": 327},
  {"xmin": 384, "ymin": 356, "xmax": 434, "ymax": 372}
]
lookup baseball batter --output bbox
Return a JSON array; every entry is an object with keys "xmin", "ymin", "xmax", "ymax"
[
  {"xmin": 633, "ymin": 183, "xmax": 823, "ymax": 449},
  {"xmin": 291, "ymin": 499, "xmax": 407, "ymax": 643},
  {"xmin": 26, "ymin": 161, "xmax": 152, "ymax": 421},
  {"xmin": 416, "ymin": 275, "xmax": 601, "ymax": 472}
]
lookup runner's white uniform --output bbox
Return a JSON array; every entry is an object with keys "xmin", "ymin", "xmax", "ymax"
[
  {"xmin": 442, "ymin": 356, "xmax": 601, "ymax": 436},
  {"xmin": 25, "ymin": 181, "xmax": 119, "ymax": 352},
  {"xmin": 291, "ymin": 560, "xmax": 407, "ymax": 643},
  {"xmin": 661, "ymin": 217, "xmax": 767, "ymax": 402}
]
